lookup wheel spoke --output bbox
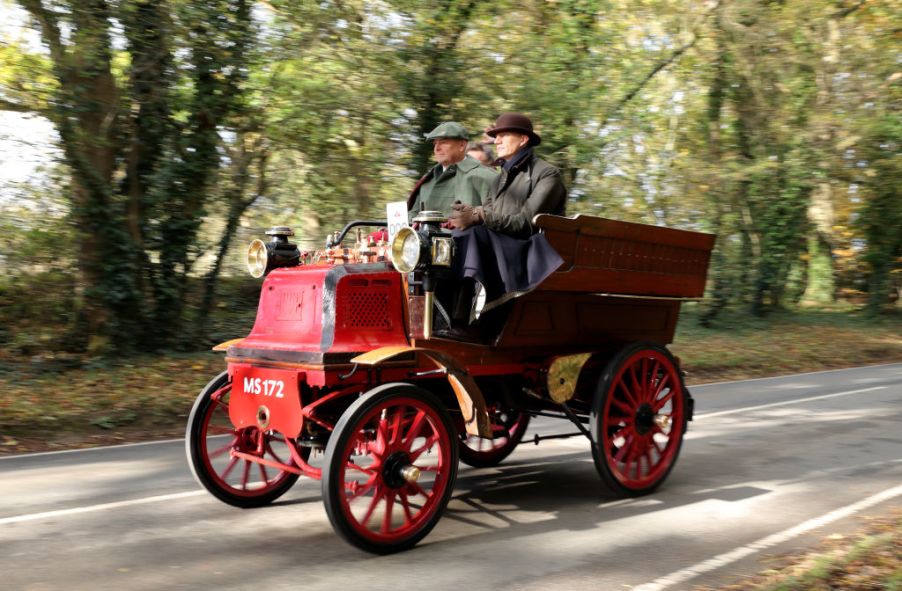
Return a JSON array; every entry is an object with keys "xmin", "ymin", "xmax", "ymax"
[
  {"xmin": 399, "ymin": 491, "xmax": 415, "ymax": 526},
  {"xmin": 614, "ymin": 432, "xmax": 635, "ymax": 463},
  {"xmin": 402, "ymin": 409, "xmax": 428, "ymax": 452},
  {"xmin": 240, "ymin": 460, "xmax": 252, "ymax": 490},
  {"xmin": 611, "ymin": 395, "xmax": 635, "ymax": 416},
  {"xmin": 643, "ymin": 448, "xmax": 654, "ymax": 475},
  {"xmin": 360, "ymin": 486, "xmax": 384, "ymax": 527},
  {"xmin": 258, "ymin": 462, "xmax": 270, "ymax": 485},
  {"xmin": 610, "ymin": 423, "xmax": 632, "ymax": 441},
  {"xmin": 645, "ymin": 360, "xmax": 661, "ymax": 402},
  {"xmin": 347, "ymin": 476, "xmax": 377, "ymax": 502},
  {"xmin": 618, "ymin": 375, "xmax": 641, "ymax": 408},
  {"xmin": 381, "ymin": 491, "xmax": 396, "ymax": 533},
  {"xmin": 389, "ymin": 405, "xmax": 404, "ymax": 446},
  {"xmin": 410, "ymin": 432, "xmax": 440, "ymax": 461},
  {"xmin": 407, "ymin": 480, "xmax": 432, "ymax": 500},
  {"xmin": 652, "ymin": 387, "xmax": 675, "ymax": 412},
  {"xmin": 347, "ymin": 461, "xmax": 377, "ymax": 475},
  {"xmin": 209, "ymin": 437, "xmax": 238, "ymax": 459},
  {"xmin": 220, "ymin": 456, "xmax": 239, "ymax": 480},
  {"xmin": 374, "ymin": 419, "xmax": 389, "ymax": 456},
  {"xmin": 652, "ymin": 436, "xmax": 665, "ymax": 455}
]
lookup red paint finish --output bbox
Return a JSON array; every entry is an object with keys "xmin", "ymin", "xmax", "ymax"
[
  {"xmin": 235, "ymin": 264, "xmax": 409, "ymax": 355},
  {"xmin": 240, "ymin": 265, "xmax": 330, "ymax": 352},
  {"xmin": 597, "ymin": 347, "xmax": 686, "ymax": 492},
  {"xmin": 229, "ymin": 364, "xmax": 303, "ymax": 438},
  {"xmin": 324, "ymin": 391, "xmax": 456, "ymax": 551}
]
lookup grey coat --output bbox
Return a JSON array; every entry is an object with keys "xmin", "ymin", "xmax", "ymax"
[
  {"xmin": 408, "ymin": 156, "xmax": 497, "ymax": 216},
  {"xmin": 482, "ymin": 151, "xmax": 566, "ymax": 239}
]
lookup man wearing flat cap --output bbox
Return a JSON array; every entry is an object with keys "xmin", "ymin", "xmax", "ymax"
[
  {"xmin": 449, "ymin": 113, "xmax": 566, "ymax": 238},
  {"xmin": 407, "ymin": 122, "xmax": 498, "ymax": 217}
]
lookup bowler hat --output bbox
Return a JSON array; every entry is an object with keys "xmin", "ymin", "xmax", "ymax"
[
  {"xmin": 425, "ymin": 122, "xmax": 470, "ymax": 141},
  {"xmin": 485, "ymin": 112, "xmax": 541, "ymax": 146}
]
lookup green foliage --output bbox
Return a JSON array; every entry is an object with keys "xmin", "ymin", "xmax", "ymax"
[
  {"xmin": 859, "ymin": 114, "xmax": 902, "ymax": 315},
  {"xmin": 1, "ymin": 0, "xmax": 900, "ymax": 357}
]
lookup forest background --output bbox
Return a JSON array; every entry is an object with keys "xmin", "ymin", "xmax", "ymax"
[
  {"xmin": 1, "ymin": 3, "xmax": 900, "ymax": 586},
  {"xmin": 0, "ymin": 0, "xmax": 899, "ymax": 358}
]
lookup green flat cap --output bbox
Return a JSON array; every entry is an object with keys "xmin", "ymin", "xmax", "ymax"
[{"xmin": 425, "ymin": 121, "xmax": 469, "ymax": 140}]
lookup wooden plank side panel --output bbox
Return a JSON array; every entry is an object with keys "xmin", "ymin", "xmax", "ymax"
[
  {"xmin": 536, "ymin": 213, "xmax": 715, "ymax": 298},
  {"xmin": 494, "ymin": 293, "xmax": 681, "ymax": 349},
  {"xmin": 536, "ymin": 213, "xmax": 716, "ymax": 251},
  {"xmin": 535, "ymin": 267, "xmax": 709, "ymax": 298}
]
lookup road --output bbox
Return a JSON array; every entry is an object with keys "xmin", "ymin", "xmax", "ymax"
[{"xmin": 2, "ymin": 363, "xmax": 900, "ymax": 591}]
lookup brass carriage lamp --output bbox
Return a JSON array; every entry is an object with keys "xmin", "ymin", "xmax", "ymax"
[
  {"xmin": 390, "ymin": 211, "xmax": 454, "ymax": 339},
  {"xmin": 246, "ymin": 226, "xmax": 301, "ymax": 278}
]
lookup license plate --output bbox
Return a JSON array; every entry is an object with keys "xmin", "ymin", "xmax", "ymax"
[{"xmin": 229, "ymin": 365, "xmax": 302, "ymax": 437}]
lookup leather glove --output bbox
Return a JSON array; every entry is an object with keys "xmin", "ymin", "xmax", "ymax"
[{"xmin": 449, "ymin": 203, "xmax": 484, "ymax": 230}]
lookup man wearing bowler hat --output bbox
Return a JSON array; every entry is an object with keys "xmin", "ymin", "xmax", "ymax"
[
  {"xmin": 407, "ymin": 122, "xmax": 497, "ymax": 217},
  {"xmin": 449, "ymin": 112, "xmax": 565, "ymax": 238}
]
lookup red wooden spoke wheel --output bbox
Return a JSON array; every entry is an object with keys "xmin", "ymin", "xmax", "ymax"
[
  {"xmin": 458, "ymin": 405, "xmax": 529, "ymax": 468},
  {"xmin": 322, "ymin": 383, "xmax": 458, "ymax": 554},
  {"xmin": 590, "ymin": 343, "xmax": 688, "ymax": 496},
  {"xmin": 186, "ymin": 371, "xmax": 306, "ymax": 508}
]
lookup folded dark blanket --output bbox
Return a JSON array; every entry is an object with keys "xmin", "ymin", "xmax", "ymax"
[{"xmin": 451, "ymin": 225, "xmax": 564, "ymax": 312}]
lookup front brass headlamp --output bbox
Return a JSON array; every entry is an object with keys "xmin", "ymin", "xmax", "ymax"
[
  {"xmin": 246, "ymin": 226, "xmax": 300, "ymax": 278},
  {"xmin": 391, "ymin": 226, "xmax": 424, "ymax": 274},
  {"xmin": 247, "ymin": 238, "xmax": 269, "ymax": 278}
]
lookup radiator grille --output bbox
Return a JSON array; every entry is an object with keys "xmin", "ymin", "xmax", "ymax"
[{"xmin": 340, "ymin": 290, "xmax": 392, "ymax": 330}]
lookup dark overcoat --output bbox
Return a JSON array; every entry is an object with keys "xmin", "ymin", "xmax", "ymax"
[{"xmin": 482, "ymin": 151, "xmax": 566, "ymax": 239}]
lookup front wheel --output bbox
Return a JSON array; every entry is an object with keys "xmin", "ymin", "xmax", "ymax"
[
  {"xmin": 186, "ymin": 371, "xmax": 305, "ymax": 508},
  {"xmin": 322, "ymin": 383, "xmax": 458, "ymax": 554},
  {"xmin": 590, "ymin": 343, "xmax": 688, "ymax": 497}
]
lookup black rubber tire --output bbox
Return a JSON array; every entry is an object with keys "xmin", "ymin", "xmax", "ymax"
[
  {"xmin": 322, "ymin": 383, "xmax": 458, "ymax": 554},
  {"xmin": 589, "ymin": 342, "xmax": 688, "ymax": 497},
  {"xmin": 458, "ymin": 409, "xmax": 530, "ymax": 468},
  {"xmin": 186, "ymin": 371, "xmax": 302, "ymax": 508}
]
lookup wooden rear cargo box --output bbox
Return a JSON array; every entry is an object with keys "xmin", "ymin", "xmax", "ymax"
[{"xmin": 495, "ymin": 214, "xmax": 715, "ymax": 349}]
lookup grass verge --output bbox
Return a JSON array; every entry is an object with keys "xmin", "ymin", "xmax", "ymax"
[
  {"xmin": 693, "ymin": 509, "xmax": 902, "ymax": 591},
  {"xmin": 0, "ymin": 308, "xmax": 899, "ymax": 454}
]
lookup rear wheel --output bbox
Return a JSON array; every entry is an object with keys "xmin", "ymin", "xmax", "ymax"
[
  {"xmin": 186, "ymin": 371, "xmax": 305, "ymax": 508},
  {"xmin": 458, "ymin": 406, "xmax": 529, "ymax": 468},
  {"xmin": 590, "ymin": 343, "xmax": 688, "ymax": 496},
  {"xmin": 322, "ymin": 383, "xmax": 458, "ymax": 554}
]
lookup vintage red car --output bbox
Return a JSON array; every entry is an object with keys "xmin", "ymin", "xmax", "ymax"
[{"xmin": 186, "ymin": 212, "xmax": 715, "ymax": 553}]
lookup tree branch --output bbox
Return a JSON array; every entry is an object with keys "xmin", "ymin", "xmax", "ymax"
[
  {"xmin": 18, "ymin": 0, "xmax": 67, "ymax": 68},
  {"xmin": 832, "ymin": 0, "xmax": 868, "ymax": 19},
  {"xmin": 600, "ymin": 0, "xmax": 722, "ymax": 129}
]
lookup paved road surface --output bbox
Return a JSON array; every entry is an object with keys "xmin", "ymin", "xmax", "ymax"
[{"xmin": 2, "ymin": 363, "xmax": 900, "ymax": 591}]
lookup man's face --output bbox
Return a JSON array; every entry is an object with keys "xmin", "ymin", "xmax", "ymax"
[
  {"xmin": 494, "ymin": 131, "xmax": 529, "ymax": 160},
  {"xmin": 433, "ymin": 138, "xmax": 467, "ymax": 167}
]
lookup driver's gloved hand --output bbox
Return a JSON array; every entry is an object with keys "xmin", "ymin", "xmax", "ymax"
[{"xmin": 449, "ymin": 203, "xmax": 484, "ymax": 230}]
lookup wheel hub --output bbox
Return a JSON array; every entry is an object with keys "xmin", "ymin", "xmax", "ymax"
[
  {"xmin": 634, "ymin": 403, "xmax": 655, "ymax": 435},
  {"xmin": 382, "ymin": 451, "xmax": 417, "ymax": 489}
]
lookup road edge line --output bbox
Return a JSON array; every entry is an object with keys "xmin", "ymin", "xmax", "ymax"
[{"xmin": 633, "ymin": 483, "xmax": 902, "ymax": 591}]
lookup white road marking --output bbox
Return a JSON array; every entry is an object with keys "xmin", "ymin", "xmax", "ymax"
[
  {"xmin": 695, "ymin": 386, "xmax": 887, "ymax": 419},
  {"xmin": 0, "ymin": 490, "xmax": 205, "ymax": 525},
  {"xmin": 633, "ymin": 483, "xmax": 902, "ymax": 591},
  {"xmin": 0, "ymin": 437, "xmax": 184, "ymax": 461}
]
